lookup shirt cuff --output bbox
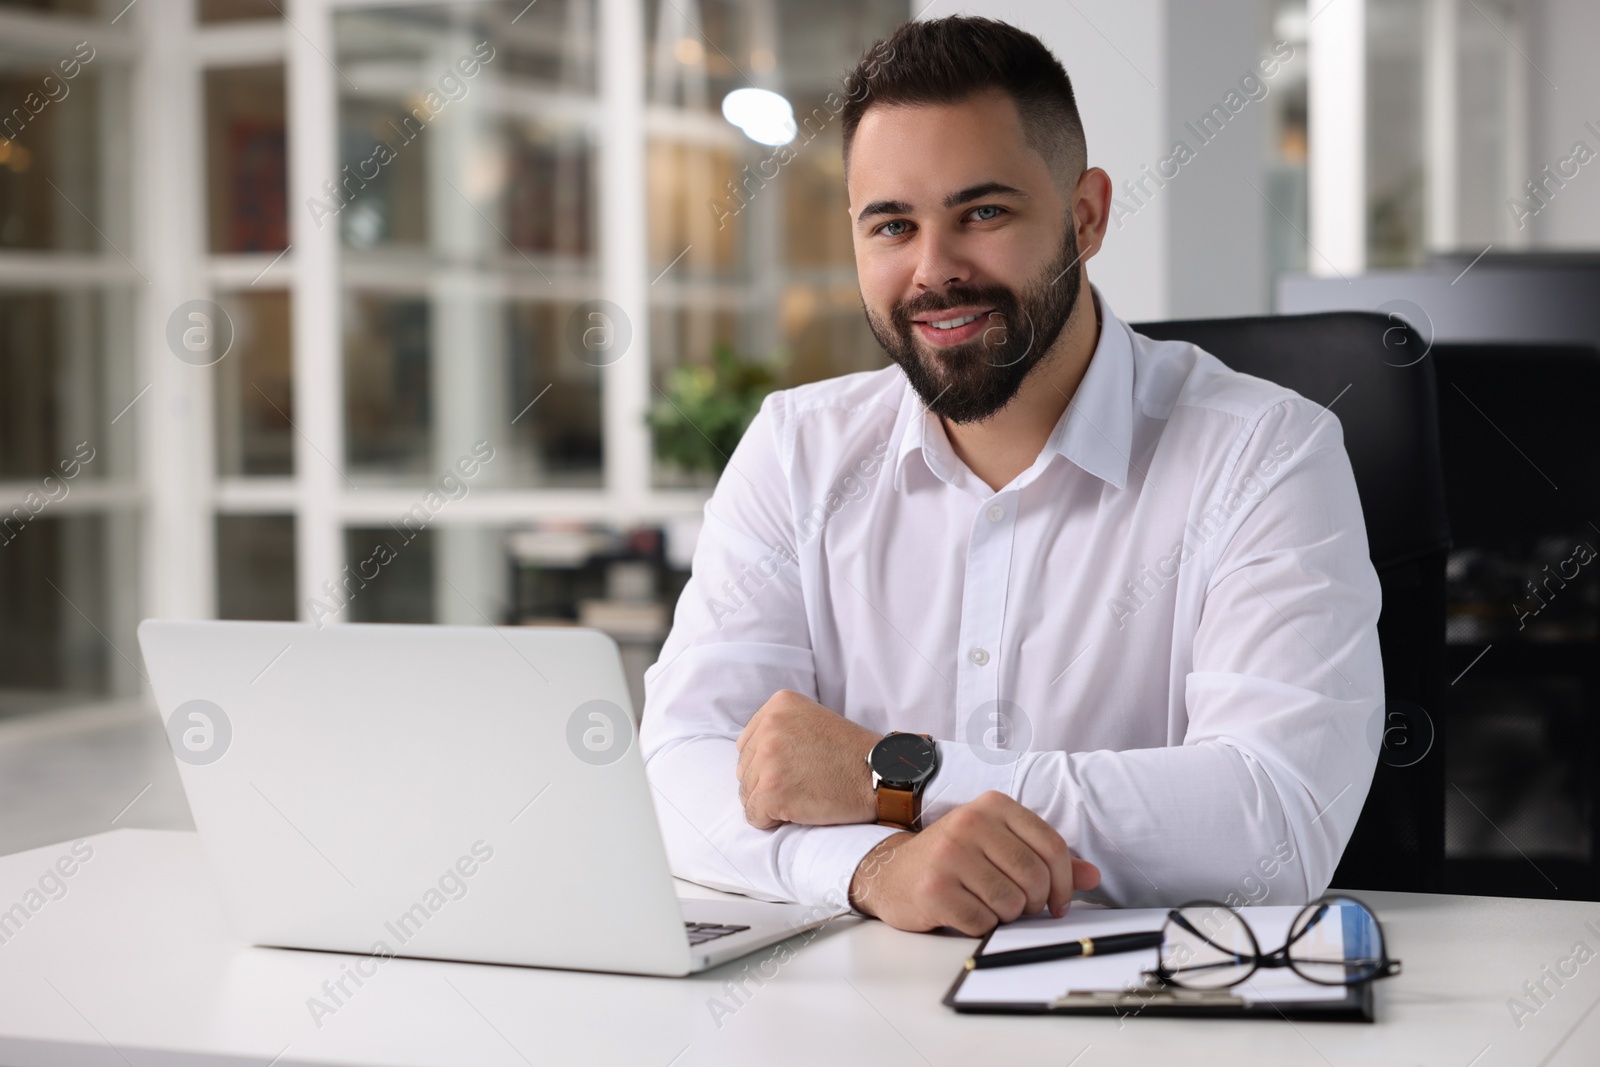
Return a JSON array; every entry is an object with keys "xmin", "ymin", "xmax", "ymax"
[
  {"xmin": 787, "ymin": 821, "xmax": 903, "ymax": 912},
  {"xmin": 920, "ymin": 740, "xmax": 1026, "ymax": 824}
]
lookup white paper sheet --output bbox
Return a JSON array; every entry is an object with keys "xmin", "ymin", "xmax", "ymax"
[{"xmin": 952, "ymin": 905, "xmax": 1350, "ymax": 1006}]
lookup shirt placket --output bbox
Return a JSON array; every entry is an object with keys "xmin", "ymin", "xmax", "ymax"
[{"xmin": 954, "ymin": 490, "xmax": 1017, "ymax": 750}]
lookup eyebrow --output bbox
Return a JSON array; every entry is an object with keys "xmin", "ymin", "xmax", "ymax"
[{"xmin": 855, "ymin": 182, "xmax": 1029, "ymax": 226}]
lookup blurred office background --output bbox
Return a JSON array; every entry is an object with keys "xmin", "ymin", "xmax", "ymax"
[{"xmin": 3, "ymin": 0, "xmax": 1599, "ymax": 894}]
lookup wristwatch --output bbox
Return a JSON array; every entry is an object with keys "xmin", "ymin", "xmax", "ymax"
[{"xmin": 867, "ymin": 731, "xmax": 939, "ymax": 831}]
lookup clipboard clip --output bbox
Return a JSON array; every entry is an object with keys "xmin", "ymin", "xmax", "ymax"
[{"xmin": 1049, "ymin": 983, "xmax": 1247, "ymax": 1010}]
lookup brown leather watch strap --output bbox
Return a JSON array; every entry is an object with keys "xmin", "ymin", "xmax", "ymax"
[{"xmin": 876, "ymin": 784, "xmax": 918, "ymax": 831}]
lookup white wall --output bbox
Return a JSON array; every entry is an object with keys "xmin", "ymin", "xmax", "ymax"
[
  {"xmin": 904, "ymin": 1, "xmax": 1600, "ymax": 316},
  {"xmin": 1529, "ymin": 0, "xmax": 1600, "ymax": 247},
  {"xmin": 933, "ymin": 1, "xmax": 1284, "ymax": 321},
  {"xmin": 938, "ymin": 0, "xmax": 1171, "ymax": 322},
  {"xmin": 1164, "ymin": 0, "xmax": 1274, "ymax": 317}
]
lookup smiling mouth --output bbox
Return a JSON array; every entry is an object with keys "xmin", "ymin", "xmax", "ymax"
[{"xmin": 913, "ymin": 309, "xmax": 994, "ymax": 331}]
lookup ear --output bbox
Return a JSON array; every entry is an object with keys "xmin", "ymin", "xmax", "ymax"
[{"xmin": 1071, "ymin": 167, "xmax": 1113, "ymax": 264}]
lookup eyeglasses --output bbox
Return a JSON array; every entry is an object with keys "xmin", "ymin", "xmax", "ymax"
[{"xmin": 1150, "ymin": 894, "xmax": 1402, "ymax": 990}]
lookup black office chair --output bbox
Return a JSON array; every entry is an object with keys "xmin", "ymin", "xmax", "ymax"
[
  {"xmin": 1432, "ymin": 342, "xmax": 1600, "ymax": 900},
  {"xmin": 1134, "ymin": 312, "xmax": 1452, "ymax": 893},
  {"xmin": 1431, "ymin": 343, "xmax": 1600, "ymax": 543}
]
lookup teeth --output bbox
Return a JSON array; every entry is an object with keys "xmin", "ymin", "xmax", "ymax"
[{"xmin": 929, "ymin": 313, "xmax": 981, "ymax": 330}]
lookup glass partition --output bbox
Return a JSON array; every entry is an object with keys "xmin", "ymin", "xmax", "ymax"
[
  {"xmin": 642, "ymin": 0, "xmax": 902, "ymax": 487},
  {"xmin": 205, "ymin": 65, "xmax": 288, "ymax": 254},
  {"xmin": 0, "ymin": 16, "xmax": 137, "ymax": 711},
  {"xmin": 335, "ymin": 1, "xmax": 604, "ymax": 490}
]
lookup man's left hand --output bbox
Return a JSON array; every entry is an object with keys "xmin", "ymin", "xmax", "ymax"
[{"xmin": 735, "ymin": 690, "xmax": 883, "ymax": 829}]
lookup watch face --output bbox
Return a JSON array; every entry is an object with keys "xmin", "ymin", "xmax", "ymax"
[{"xmin": 870, "ymin": 732, "xmax": 937, "ymax": 787}]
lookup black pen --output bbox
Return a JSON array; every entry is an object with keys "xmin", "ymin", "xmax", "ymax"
[{"xmin": 965, "ymin": 930, "xmax": 1164, "ymax": 970}]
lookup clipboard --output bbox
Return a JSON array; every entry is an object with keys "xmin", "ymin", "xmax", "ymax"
[{"xmin": 942, "ymin": 905, "xmax": 1375, "ymax": 1022}]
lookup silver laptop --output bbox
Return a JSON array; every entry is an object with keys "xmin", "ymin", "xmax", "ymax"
[{"xmin": 137, "ymin": 619, "xmax": 844, "ymax": 976}]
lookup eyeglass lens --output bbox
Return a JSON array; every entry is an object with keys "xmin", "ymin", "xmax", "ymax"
[
  {"xmin": 1286, "ymin": 895, "xmax": 1387, "ymax": 984},
  {"xmin": 1159, "ymin": 902, "xmax": 1259, "ymax": 989}
]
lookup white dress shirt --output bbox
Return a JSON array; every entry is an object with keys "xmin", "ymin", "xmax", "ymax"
[{"xmin": 640, "ymin": 286, "xmax": 1383, "ymax": 911}]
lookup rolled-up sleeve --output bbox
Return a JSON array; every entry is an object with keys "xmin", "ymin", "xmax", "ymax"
[{"xmin": 640, "ymin": 392, "xmax": 899, "ymax": 907}]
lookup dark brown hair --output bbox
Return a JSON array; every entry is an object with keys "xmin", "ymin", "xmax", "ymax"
[{"xmin": 840, "ymin": 16, "xmax": 1087, "ymax": 189}]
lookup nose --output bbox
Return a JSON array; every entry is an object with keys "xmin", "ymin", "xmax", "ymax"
[{"xmin": 910, "ymin": 228, "xmax": 973, "ymax": 293}]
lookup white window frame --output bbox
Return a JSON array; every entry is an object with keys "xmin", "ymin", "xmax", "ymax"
[{"xmin": 170, "ymin": 0, "xmax": 707, "ymax": 629}]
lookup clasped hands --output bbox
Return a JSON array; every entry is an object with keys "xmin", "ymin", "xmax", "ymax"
[{"xmin": 734, "ymin": 689, "xmax": 1100, "ymax": 936}]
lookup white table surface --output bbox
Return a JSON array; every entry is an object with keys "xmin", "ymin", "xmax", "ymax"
[{"xmin": 0, "ymin": 829, "xmax": 1596, "ymax": 1066}]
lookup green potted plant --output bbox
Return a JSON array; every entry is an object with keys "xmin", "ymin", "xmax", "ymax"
[{"xmin": 647, "ymin": 343, "xmax": 781, "ymax": 479}]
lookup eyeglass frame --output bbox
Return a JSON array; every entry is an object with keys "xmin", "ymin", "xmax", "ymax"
[{"xmin": 1147, "ymin": 893, "xmax": 1403, "ymax": 990}]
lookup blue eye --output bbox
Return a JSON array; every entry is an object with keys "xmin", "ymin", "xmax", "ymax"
[{"xmin": 876, "ymin": 206, "xmax": 998, "ymax": 236}]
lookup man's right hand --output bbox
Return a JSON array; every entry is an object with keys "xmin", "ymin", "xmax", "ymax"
[{"xmin": 847, "ymin": 791, "xmax": 1101, "ymax": 936}]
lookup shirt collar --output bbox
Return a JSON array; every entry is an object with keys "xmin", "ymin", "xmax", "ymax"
[{"xmin": 889, "ymin": 283, "xmax": 1134, "ymax": 494}]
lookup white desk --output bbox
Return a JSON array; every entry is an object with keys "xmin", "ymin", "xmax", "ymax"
[{"xmin": 0, "ymin": 829, "xmax": 1596, "ymax": 1066}]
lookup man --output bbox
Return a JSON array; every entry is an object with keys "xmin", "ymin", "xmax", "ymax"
[{"xmin": 639, "ymin": 15, "xmax": 1381, "ymax": 937}]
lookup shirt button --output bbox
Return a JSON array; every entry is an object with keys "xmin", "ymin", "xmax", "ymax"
[
  {"xmin": 987, "ymin": 505, "xmax": 1004, "ymax": 522},
  {"xmin": 969, "ymin": 647, "xmax": 990, "ymax": 666}
]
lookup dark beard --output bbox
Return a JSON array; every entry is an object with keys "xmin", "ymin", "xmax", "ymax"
[{"xmin": 864, "ymin": 225, "xmax": 1082, "ymax": 424}]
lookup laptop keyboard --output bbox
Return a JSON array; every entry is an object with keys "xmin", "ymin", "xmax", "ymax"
[{"xmin": 685, "ymin": 921, "xmax": 750, "ymax": 945}]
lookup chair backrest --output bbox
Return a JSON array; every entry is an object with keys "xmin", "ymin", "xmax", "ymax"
[
  {"xmin": 1428, "ymin": 343, "xmax": 1600, "ymax": 899},
  {"xmin": 1134, "ymin": 312, "xmax": 1451, "ymax": 892},
  {"xmin": 1431, "ymin": 342, "xmax": 1600, "ymax": 546}
]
